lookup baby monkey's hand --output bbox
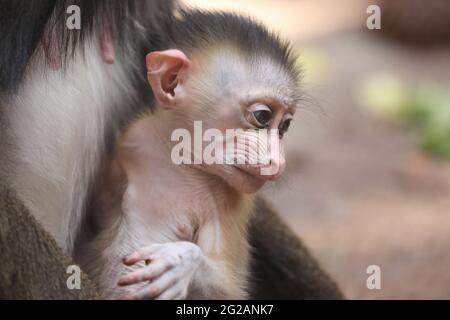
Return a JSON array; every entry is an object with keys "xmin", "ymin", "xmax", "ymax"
[{"xmin": 117, "ymin": 242, "xmax": 202, "ymax": 300}]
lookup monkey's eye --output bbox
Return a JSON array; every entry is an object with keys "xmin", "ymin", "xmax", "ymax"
[
  {"xmin": 246, "ymin": 104, "xmax": 272, "ymax": 128},
  {"xmin": 279, "ymin": 116, "xmax": 292, "ymax": 138}
]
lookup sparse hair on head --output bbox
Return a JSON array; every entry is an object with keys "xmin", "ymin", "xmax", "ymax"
[{"xmin": 171, "ymin": 10, "xmax": 301, "ymax": 84}]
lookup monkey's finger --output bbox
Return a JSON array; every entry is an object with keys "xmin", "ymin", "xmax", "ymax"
[
  {"xmin": 123, "ymin": 245, "xmax": 162, "ymax": 265},
  {"xmin": 116, "ymin": 293, "xmax": 135, "ymax": 300},
  {"xmin": 155, "ymin": 286, "xmax": 185, "ymax": 300},
  {"xmin": 172, "ymin": 292, "xmax": 186, "ymax": 300},
  {"xmin": 128, "ymin": 272, "xmax": 178, "ymax": 300},
  {"xmin": 118, "ymin": 259, "xmax": 171, "ymax": 286}
]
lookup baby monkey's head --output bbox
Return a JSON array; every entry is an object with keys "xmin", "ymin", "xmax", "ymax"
[{"xmin": 146, "ymin": 11, "xmax": 301, "ymax": 193}]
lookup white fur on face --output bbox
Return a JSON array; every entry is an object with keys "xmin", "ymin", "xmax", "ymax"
[{"xmin": 187, "ymin": 46, "xmax": 299, "ymax": 115}]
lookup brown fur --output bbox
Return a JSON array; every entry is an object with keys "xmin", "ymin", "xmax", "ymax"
[{"xmin": 0, "ymin": 184, "xmax": 99, "ymax": 299}]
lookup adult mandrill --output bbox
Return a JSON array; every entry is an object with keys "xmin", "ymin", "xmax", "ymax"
[
  {"xmin": 0, "ymin": 0, "xmax": 343, "ymax": 300},
  {"xmin": 78, "ymin": 11, "xmax": 299, "ymax": 299}
]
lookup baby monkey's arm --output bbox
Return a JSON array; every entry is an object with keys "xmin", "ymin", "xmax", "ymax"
[{"xmin": 116, "ymin": 221, "xmax": 233, "ymax": 300}]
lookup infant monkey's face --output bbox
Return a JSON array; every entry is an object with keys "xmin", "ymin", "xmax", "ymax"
[
  {"xmin": 183, "ymin": 57, "xmax": 296, "ymax": 193},
  {"xmin": 198, "ymin": 97, "xmax": 292, "ymax": 194},
  {"xmin": 146, "ymin": 47, "xmax": 298, "ymax": 194}
]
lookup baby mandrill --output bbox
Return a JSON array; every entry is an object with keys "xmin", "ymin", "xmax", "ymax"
[{"xmin": 78, "ymin": 12, "xmax": 300, "ymax": 300}]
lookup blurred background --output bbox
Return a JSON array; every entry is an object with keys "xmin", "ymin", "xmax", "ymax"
[{"xmin": 183, "ymin": 0, "xmax": 450, "ymax": 299}]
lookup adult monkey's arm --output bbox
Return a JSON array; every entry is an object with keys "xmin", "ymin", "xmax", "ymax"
[
  {"xmin": 249, "ymin": 197, "xmax": 343, "ymax": 299},
  {"xmin": 0, "ymin": 183, "xmax": 342, "ymax": 299}
]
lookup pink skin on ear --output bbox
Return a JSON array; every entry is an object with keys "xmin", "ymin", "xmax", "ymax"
[
  {"xmin": 43, "ymin": 22, "xmax": 115, "ymax": 69},
  {"xmin": 43, "ymin": 30, "xmax": 61, "ymax": 71},
  {"xmin": 146, "ymin": 49, "xmax": 191, "ymax": 108},
  {"xmin": 100, "ymin": 21, "xmax": 115, "ymax": 64}
]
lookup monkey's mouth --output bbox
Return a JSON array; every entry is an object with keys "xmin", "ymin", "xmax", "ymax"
[
  {"xmin": 225, "ymin": 165, "xmax": 267, "ymax": 193},
  {"xmin": 234, "ymin": 164, "xmax": 280, "ymax": 182},
  {"xmin": 234, "ymin": 165, "xmax": 259, "ymax": 177},
  {"xmin": 233, "ymin": 165, "xmax": 270, "ymax": 183}
]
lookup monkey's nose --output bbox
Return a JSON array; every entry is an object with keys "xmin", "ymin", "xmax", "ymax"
[
  {"xmin": 259, "ymin": 156, "xmax": 285, "ymax": 180},
  {"xmin": 269, "ymin": 157, "xmax": 286, "ymax": 180}
]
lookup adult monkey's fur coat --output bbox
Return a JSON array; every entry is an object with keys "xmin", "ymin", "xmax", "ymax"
[
  {"xmin": 0, "ymin": 0, "xmax": 342, "ymax": 299},
  {"xmin": 0, "ymin": 185, "xmax": 341, "ymax": 299}
]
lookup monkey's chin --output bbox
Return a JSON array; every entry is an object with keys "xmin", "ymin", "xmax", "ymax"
[{"xmin": 223, "ymin": 166, "xmax": 267, "ymax": 194}]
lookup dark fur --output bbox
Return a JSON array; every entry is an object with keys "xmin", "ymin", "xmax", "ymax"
[
  {"xmin": 172, "ymin": 10, "xmax": 301, "ymax": 84},
  {"xmin": 0, "ymin": 0, "xmax": 56, "ymax": 93},
  {"xmin": 0, "ymin": 0, "xmax": 173, "ymax": 100},
  {"xmin": 249, "ymin": 197, "xmax": 343, "ymax": 299},
  {"xmin": 0, "ymin": 183, "xmax": 99, "ymax": 299},
  {"xmin": 0, "ymin": 0, "xmax": 343, "ymax": 299}
]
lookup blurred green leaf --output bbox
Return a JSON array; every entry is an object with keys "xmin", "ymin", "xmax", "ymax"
[{"xmin": 358, "ymin": 73, "xmax": 450, "ymax": 159}]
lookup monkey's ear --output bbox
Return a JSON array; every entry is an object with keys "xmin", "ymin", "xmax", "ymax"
[{"xmin": 146, "ymin": 50, "xmax": 191, "ymax": 108}]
